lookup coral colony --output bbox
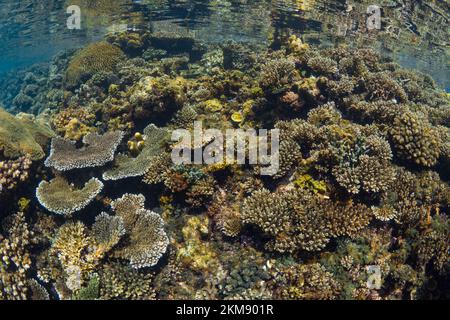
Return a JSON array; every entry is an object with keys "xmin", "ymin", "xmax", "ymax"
[{"xmin": 0, "ymin": 20, "xmax": 448, "ymax": 301}]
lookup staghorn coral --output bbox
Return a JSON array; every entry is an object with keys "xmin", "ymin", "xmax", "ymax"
[
  {"xmin": 45, "ymin": 130, "xmax": 124, "ymax": 171},
  {"xmin": 0, "ymin": 108, "xmax": 54, "ymax": 160},
  {"xmin": 65, "ymin": 41, "xmax": 125, "ymax": 88},
  {"xmin": 36, "ymin": 176, "xmax": 103, "ymax": 215},
  {"xmin": 390, "ymin": 112, "xmax": 442, "ymax": 167},
  {"xmin": 110, "ymin": 194, "xmax": 169, "ymax": 269},
  {"xmin": 103, "ymin": 124, "xmax": 169, "ymax": 180},
  {"xmin": 0, "ymin": 155, "xmax": 32, "ymax": 194},
  {"xmin": 259, "ymin": 56, "xmax": 296, "ymax": 94}
]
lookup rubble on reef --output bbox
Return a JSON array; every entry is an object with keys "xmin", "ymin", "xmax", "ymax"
[{"xmin": 0, "ymin": 31, "xmax": 448, "ymax": 300}]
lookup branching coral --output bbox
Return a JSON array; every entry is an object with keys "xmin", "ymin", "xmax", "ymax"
[
  {"xmin": 103, "ymin": 124, "xmax": 169, "ymax": 180},
  {"xmin": 0, "ymin": 155, "xmax": 32, "ymax": 194},
  {"xmin": 110, "ymin": 194, "xmax": 169, "ymax": 269},
  {"xmin": 45, "ymin": 131, "xmax": 124, "ymax": 171},
  {"xmin": 259, "ymin": 56, "xmax": 296, "ymax": 94},
  {"xmin": 51, "ymin": 221, "xmax": 108, "ymax": 292},
  {"xmin": 51, "ymin": 107, "xmax": 96, "ymax": 141},
  {"xmin": 242, "ymin": 189, "xmax": 372, "ymax": 253},
  {"xmin": 36, "ymin": 176, "xmax": 103, "ymax": 215},
  {"xmin": 65, "ymin": 41, "xmax": 125, "ymax": 88},
  {"xmin": 390, "ymin": 112, "xmax": 442, "ymax": 167},
  {"xmin": 99, "ymin": 262, "xmax": 155, "ymax": 300},
  {"xmin": 0, "ymin": 211, "xmax": 34, "ymax": 300}
]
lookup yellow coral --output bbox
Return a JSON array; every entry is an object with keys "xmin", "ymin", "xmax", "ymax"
[
  {"xmin": 231, "ymin": 111, "xmax": 244, "ymax": 123},
  {"xmin": 203, "ymin": 99, "xmax": 223, "ymax": 112},
  {"xmin": 176, "ymin": 216, "xmax": 219, "ymax": 272},
  {"xmin": 294, "ymin": 174, "xmax": 327, "ymax": 194}
]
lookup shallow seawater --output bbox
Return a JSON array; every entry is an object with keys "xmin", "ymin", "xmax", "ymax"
[
  {"xmin": 0, "ymin": 0, "xmax": 448, "ymax": 89},
  {"xmin": 0, "ymin": 0, "xmax": 449, "ymax": 301}
]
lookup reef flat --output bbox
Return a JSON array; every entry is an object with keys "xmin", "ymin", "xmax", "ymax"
[{"xmin": 0, "ymin": 30, "xmax": 449, "ymax": 300}]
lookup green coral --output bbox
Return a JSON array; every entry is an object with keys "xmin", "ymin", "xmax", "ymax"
[{"xmin": 0, "ymin": 108, "xmax": 54, "ymax": 160}]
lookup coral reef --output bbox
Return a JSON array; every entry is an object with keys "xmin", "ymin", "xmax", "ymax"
[
  {"xmin": 0, "ymin": 155, "xmax": 32, "ymax": 195},
  {"xmin": 0, "ymin": 211, "xmax": 35, "ymax": 300},
  {"xmin": 0, "ymin": 26, "xmax": 448, "ymax": 301},
  {"xmin": 390, "ymin": 112, "xmax": 442, "ymax": 167}
]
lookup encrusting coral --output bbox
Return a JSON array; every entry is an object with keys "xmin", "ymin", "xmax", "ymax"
[
  {"xmin": 36, "ymin": 176, "xmax": 103, "ymax": 215},
  {"xmin": 45, "ymin": 131, "xmax": 124, "ymax": 171}
]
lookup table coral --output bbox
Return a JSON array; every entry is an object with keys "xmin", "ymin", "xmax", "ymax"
[
  {"xmin": 103, "ymin": 124, "xmax": 169, "ymax": 180},
  {"xmin": 36, "ymin": 176, "xmax": 103, "ymax": 215},
  {"xmin": 45, "ymin": 130, "xmax": 124, "ymax": 171},
  {"xmin": 110, "ymin": 194, "xmax": 169, "ymax": 269}
]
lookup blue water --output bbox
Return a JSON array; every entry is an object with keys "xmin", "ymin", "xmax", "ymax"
[{"xmin": 0, "ymin": 0, "xmax": 448, "ymax": 90}]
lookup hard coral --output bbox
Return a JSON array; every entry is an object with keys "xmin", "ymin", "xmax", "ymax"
[
  {"xmin": 0, "ymin": 155, "xmax": 32, "ymax": 195},
  {"xmin": 65, "ymin": 41, "xmax": 125, "ymax": 88},
  {"xmin": 0, "ymin": 211, "xmax": 35, "ymax": 300},
  {"xmin": 110, "ymin": 194, "xmax": 169, "ymax": 269},
  {"xmin": 391, "ymin": 112, "xmax": 442, "ymax": 167},
  {"xmin": 36, "ymin": 176, "xmax": 103, "ymax": 215},
  {"xmin": 45, "ymin": 130, "xmax": 124, "ymax": 171},
  {"xmin": 0, "ymin": 108, "xmax": 54, "ymax": 160},
  {"xmin": 103, "ymin": 124, "xmax": 169, "ymax": 180}
]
